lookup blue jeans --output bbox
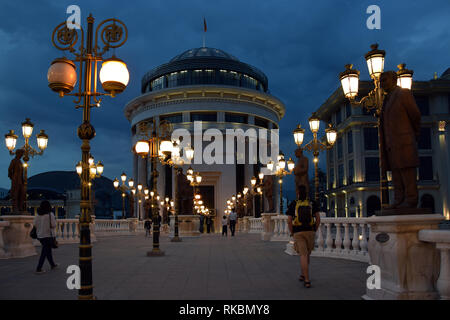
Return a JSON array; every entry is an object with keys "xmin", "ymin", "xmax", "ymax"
[{"xmin": 37, "ymin": 237, "xmax": 56, "ymax": 271}]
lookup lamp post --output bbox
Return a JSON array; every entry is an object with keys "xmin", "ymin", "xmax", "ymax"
[
  {"xmin": 48, "ymin": 14, "xmax": 129, "ymax": 300},
  {"xmin": 76, "ymin": 154, "xmax": 104, "ymax": 215},
  {"xmin": 293, "ymin": 115, "xmax": 337, "ymax": 201},
  {"xmin": 113, "ymin": 172, "xmax": 134, "ymax": 219},
  {"xmin": 158, "ymin": 137, "xmax": 194, "ymax": 242},
  {"xmin": 266, "ymin": 152, "xmax": 295, "ymax": 214},
  {"xmin": 339, "ymin": 44, "xmax": 413, "ymax": 207},
  {"xmin": 250, "ymin": 172, "xmax": 264, "ymax": 217},
  {"xmin": 5, "ymin": 118, "xmax": 48, "ymax": 213}
]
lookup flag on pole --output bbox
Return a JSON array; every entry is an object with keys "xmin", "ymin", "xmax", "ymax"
[{"xmin": 203, "ymin": 17, "xmax": 207, "ymax": 32}]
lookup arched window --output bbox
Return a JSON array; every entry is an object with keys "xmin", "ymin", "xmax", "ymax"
[
  {"xmin": 420, "ymin": 194, "xmax": 435, "ymax": 213},
  {"xmin": 366, "ymin": 195, "xmax": 381, "ymax": 216}
]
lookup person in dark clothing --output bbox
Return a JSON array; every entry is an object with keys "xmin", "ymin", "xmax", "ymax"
[
  {"xmin": 144, "ymin": 218, "xmax": 152, "ymax": 237},
  {"xmin": 206, "ymin": 215, "xmax": 212, "ymax": 233},
  {"xmin": 33, "ymin": 200, "xmax": 58, "ymax": 274},
  {"xmin": 287, "ymin": 186, "xmax": 320, "ymax": 288},
  {"xmin": 221, "ymin": 215, "xmax": 228, "ymax": 236}
]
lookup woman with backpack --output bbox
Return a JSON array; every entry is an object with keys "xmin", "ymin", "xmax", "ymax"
[{"xmin": 33, "ymin": 200, "xmax": 58, "ymax": 274}]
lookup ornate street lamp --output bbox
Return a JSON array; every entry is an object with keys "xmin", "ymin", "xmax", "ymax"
[
  {"xmin": 294, "ymin": 116, "xmax": 336, "ymax": 201},
  {"xmin": 48, "ymin": 14, "xmax": 129, "ymax": 300},
  {"xmin": 266, "ymin": 152, "xmax": 295, "ymax": 214},
  {"xmin": 77, "ymin": 155, "xmax": 103, "ymax": 215},
  {"xmin": 113, "ymin": 172, "xmax": 135, "ymax": 219},
  {"xmin": 4, "ymin": 118, "xmax": 48, "ymax": 213},
  {"xmin": 339, "ymin": 43, "xmax": 413, "ymax": 207}
]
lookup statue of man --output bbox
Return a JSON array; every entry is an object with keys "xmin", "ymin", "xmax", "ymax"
[
  {"xmin": 246, "ymin": 192, "xmax": 253, "ymax": 216},
  {"xmin": 294, "ymin": 148, "xmax": 309, "ymax": 199},
  {"xmin": 8, "ymin": 149, "xmax": 26, "ymax": 213},
  {"xmin": 263, "ymin": 175, "xmax": 274, "ymax": 212},
  {"xmin": 379, "ymin": 71, "xmax": 421, "ymax": 208}
]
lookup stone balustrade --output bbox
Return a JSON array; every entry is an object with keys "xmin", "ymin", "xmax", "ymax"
[
  {"xmin": 419, "ymin": 229, "xmax": 450, "ymax": 300},
  {"xmin": 270, "ymin": 215, "xmax": 290, "ymax": 241},
  {"xmin": 248, "ymin": 217, "xmax": 263, "ymax": 233},
  {"xmin": 55, "ymin": 219, "xmax": 80, "ymax": 243},
  {"xmin": 285, "ymin": 217, "xmax": 370, "ymax": 263},
  {"xmin": 94, "ymin": 219, "xmax": 131, "ymax": 235}
]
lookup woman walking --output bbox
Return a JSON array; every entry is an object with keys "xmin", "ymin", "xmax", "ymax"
[{"xmin": 33, "ymin": 200, "xmax": 58, "ymax": 274}]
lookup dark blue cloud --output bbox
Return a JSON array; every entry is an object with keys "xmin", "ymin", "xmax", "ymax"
[{"xmin": 1, "ymin": 0, "xmax": 449, "ymax": 201}]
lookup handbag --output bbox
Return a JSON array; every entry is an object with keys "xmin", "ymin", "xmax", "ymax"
[
  {"xmin": 49, "ymin": 213, "xmax": 58, "ymax": 249},
  {"xmin": 30, "ymin": 226, "xmax": 37, "ymax": 239}
]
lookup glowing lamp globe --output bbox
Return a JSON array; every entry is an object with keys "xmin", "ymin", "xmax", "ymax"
[
  {"xmin": 21, "ymin": 118, "xmax": 34, "ymax": 139},
  {"xmin": 99, "ymin": 56, "xmax": 129, "ymax": 96},
  {"xmin": 96, "ymin": 161, "xmax": 104, "ymax": 175},
  {"xmin": 5, "ymin": 130, "xmax": 18, "ymax": 151},
  {"xmin": 293, "ymin": 124, "xmax": 305, "ymax": 147},
  {"xmin": 325, "ymin": 124, "xmax": 337, "ymax": 146},
  {"xmin": 76, "ymin": 162, "xmax": 83, "ymax": 176},
  {"xmin": 308, "ymin": 113, "xmax": 320, "ymax": 134},
  {"xmin": 397, "ymin": 63, "xmax": 413, "ymax": 90},
  {"xmin": 36, "ymin": 130, "xmax": 49, "ymax": 150},
  {"xmin": 47, "ymin": 57, "xmax": 77, "ymax": 96},
  {"xmin": 340, "ymin": 64, "xmax": 360, "ymax": 99},
  {"xmin": 135, "ymin": 140, "xmax": 150, "ymax": 158},
  {"xmin": 365, "ymin": 44, "xmax": 385, "ymax": 79}
]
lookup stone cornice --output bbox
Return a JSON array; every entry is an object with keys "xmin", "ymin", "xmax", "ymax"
[{"xmin": 124, "ymin": 85, "xmax": 285, "ymax": 122}]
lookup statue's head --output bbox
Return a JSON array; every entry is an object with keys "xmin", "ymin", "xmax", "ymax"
[
  {"xmin": 15, "ymin": 149, "xmax": 24, "ymax": 159},
  {"xmin": 380, "ymin": 71, "xmax": 398, "ymax": 93},
  {"xmin": 295, "ymin": 148, "xmax": 303, "ymax": 158}
]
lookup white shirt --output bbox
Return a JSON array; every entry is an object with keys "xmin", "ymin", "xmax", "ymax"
[
  {"xmin": 222, "ymin": 218, "xmax": 228, "ymax": 226},
  {"xmin": 33, "ymin": 213, "xmax": 56, "ymax": 238},
  {"xmin": 229, "ymin": 211, "xmax": 237, "ymax": 221}
]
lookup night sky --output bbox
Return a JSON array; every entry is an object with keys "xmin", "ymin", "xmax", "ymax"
[{"xmin": 0, "ymin": 0, "xmax": 449, "ymax": 199}]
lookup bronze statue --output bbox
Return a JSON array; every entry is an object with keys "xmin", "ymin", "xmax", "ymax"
[
  {"xmin": 379, "ymin": 71, "xmax": 421, "ymax": 208},
  {"xmin": 245, "ymin": 193, "xmax": 253, "ymax": 216},
  {"xmin": 8, "ymin": 149, "xmax": 26, "ymax": 213},
  {"xmin": 263, "ymin": 175, "xmax": 274, "ymax": 212},
  {"xmin": 294, "ymin": 148, "xmax": 310, "ymax": 199}
]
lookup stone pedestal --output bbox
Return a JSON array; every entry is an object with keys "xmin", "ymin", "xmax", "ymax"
[
  {"xmin": 127, "ymin": 218, "xmax": 138, "ymax": 233},
  {"xmin": 363, "ymin": 213, "xmax": 444, "ymax": 300},
  {"xmin": 242, "ymin": 217, "xmax": 250, "ymax": 233},
  {"xmin": 261, "ymin": 213, "xmax": 277, "ymax": 241},
  {"xmin": 169, "ymin": 215, "xmax": 200, "ymax": 237},
  {"xmin": 0, "ymin": 221, "xmax": 11, "ymax": 259},
  {"xmin": 1, "ymin": 215, "xmax": 37, "ymax": 258}
]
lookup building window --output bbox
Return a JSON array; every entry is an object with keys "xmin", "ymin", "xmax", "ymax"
[
  {"xmin": 160, "ymin": 113, "xmax": 183, "ymax": 124},
  {"xmin": 336, "ymin": 108, "xmax": 342, "ymax": 125},
  {"xmin": 190, "ymin": 112, "xmax": 217, "ymax": 122},
  {"xmin": 418, "ymin": 127, "xmax": 432, "ymax": 149},
  {"xmin": 347, "ymin": 130, "xmax": 353, "ymax": 154},
  {"xmin": 329, "ymin": 167, "xmax": 335, "ymax": 189},
  {"xmin": 346, "ymin": 103, "xmax": 352, "ymax": 118},
  {"xmin": 254, "ymin": 117, "xmax": 269, "ymax": 129},
  {"xmin": 419, "ymin": 156, "xmax": 433, "ymax": 180},
  {"xmin": 365, "ymin": 157, "xmax": 380, "ymax": 182},
  {"xmin": 150, "ymin": 76, "xmax": 164, "ymax": 91},
  {"xmin": 337, "ymin": 137, "xmax": 343, "ymax": 160},
  {"xmin": 348, "ymin": 159, "xmax": 354, "ymax": 184},
  {"xmin": 364, "ymin": 127, "xmax": 379, "ymax": 150},
  {"xmin": 225, "ymin": 113, "xmax": 248, "ymax": 124},
  {"xmin": 328, "ymin": 148, "xmax": 334, "ymax": 164},
  {"xmin": 414, "ymin": 95, "xmax": 430, "ymax": 116},
  {"xmin": 338, "ymin": 164, "xmax": 344, "ymax": 187}
]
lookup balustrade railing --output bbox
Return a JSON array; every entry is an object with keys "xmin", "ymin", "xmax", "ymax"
[
  {"xmin": 270, "ymin": 215, "xmax": 290, "ymax": 241},
  {"xmin": 55, "ymin": 219, "xmax": 79, "ymax": 243},
  {"xmin": 95, "ymin": 219, "xmax": 130, "ymax": 235},
  {"xmin": 248, "ymin": 217, "xmax": 263, "ymax": 233}
]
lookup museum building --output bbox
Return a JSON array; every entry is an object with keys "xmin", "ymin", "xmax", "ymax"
[{"xmin": 124, "ymin": 47, "xmax": 285, "ymax": 231}]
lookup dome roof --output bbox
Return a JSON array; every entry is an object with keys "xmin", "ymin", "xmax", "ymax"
[
  {"xmin": 141, "ymin": 47, "xmax": 268, "ymax": 93},
  {"xmin": 169, "ymin": 47, "xmax": 239, "ymax": 62}
]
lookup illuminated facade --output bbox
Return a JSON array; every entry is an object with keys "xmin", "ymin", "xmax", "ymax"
[
  {"xmin": 125, "ymin": 47, "xmax": 285, "ymax": 230},
  {"xmin": 316, "ymin": 69, "xmax": 450, "ymax": 218}
]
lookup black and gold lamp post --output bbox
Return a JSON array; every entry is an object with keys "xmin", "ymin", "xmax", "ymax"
[
  {"xmin": 266, "ymin": 153, "xmax": 295, "ymax": 214},
  {"xmin": 113, "ymin": 172, "xmax": 134, "ymax": 219},
  {"xmin": 250, "ymin": 172, "xmax": 265, "ymax": 217},
  {"xmin": 76, "ymin": 154, "xmax": 104, "ymax": 215},
  {"xmin": 338, "ymin": 44, "xmax": 413, "ymax": 207},
  {"xmin": 47, "ymin": 14, "xmax": 129, "ymax": 299},
  {"xmin": 5, "ymin": 118, "xmax": 48, "ymax": 213},
  {"xmin": 293, "ymin": 115, "xmax": 337, "ymax": 201}
]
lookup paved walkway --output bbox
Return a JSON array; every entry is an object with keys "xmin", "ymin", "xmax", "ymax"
[{"xmin": 0, "ymin": 233, "xmax": 367, "ymax": 300}]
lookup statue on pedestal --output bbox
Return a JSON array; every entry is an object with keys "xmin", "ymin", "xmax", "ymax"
[
  {"xmin": 263, "ymin": 175, "xmax": 274, "ymax": 212},
  {"xmin": 245, "ymin": 193, "xmax": 253, "ymax": 216},
  {"xmin": 294, "ymin": 148, "xmax": 309, "ymax": 199},
  {"xmin": 379, "ymin": 71, "xmax": 421, "ymax": 209},
  {"xmin": 8, "ymin": 149, "xmax": 26, "ymax": 214}
]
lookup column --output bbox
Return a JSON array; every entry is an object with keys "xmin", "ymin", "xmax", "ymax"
[{"xmin": 353, "ymin": 128, "xmax": 363, "ymax": 183}]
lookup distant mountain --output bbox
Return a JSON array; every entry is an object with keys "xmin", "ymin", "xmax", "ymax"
[{"xmin": 28, "ymin": 171, "xmax": 115, "ymax": 193}]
